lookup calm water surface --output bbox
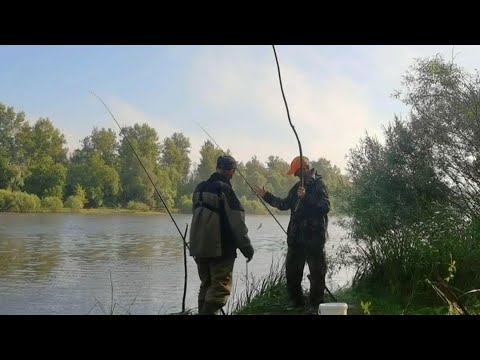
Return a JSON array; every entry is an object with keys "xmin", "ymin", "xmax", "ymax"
[{"xmin": 0, "ymin": 213, "xmax": 353, "ymax": 314}]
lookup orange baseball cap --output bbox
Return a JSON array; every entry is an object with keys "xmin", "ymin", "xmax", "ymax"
[{"xmin": 287, "ymin": 156, "xmax": 310, "ymax": 176}]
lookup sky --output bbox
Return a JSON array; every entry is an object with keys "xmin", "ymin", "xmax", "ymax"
[{"xmin": 2, "ymin": 45, "xmax": 480, "ymax": 173}]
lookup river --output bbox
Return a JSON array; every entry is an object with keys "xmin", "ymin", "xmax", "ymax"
[{"xmin": 0, "ymin": 213, "xmax": 353, "ymax": 314}]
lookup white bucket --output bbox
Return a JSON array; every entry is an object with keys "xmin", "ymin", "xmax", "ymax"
[{"xmin": 318, "ymin": 302, "xmax": 348, "ymax": 315}]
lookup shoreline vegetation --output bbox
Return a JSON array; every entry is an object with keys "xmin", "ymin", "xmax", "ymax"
[{"xmin": 224, "ymin": 256, "xmax": 480, "ymax": 316}]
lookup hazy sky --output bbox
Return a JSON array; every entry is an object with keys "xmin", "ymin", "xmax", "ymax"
[{"xmin": 2, "ymin": 45, "xmax": 480, "ymax": 173}]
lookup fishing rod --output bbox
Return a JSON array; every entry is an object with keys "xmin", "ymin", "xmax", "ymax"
[
  {"xmin": 271, "ymin": 45, "xmax": 303, "ymax": 213},
  {"xmin": 192, "ymin": 120, "xmax": 288, "ymax": 235},
  {"xmin": 89, "ymin": 91, "xmax": 190, "ymax": 313},
  {"xmin": 270, "ymin": 47, "xmax": 338, "ymax": 304}
]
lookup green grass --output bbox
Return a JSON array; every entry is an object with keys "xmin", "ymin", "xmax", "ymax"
[
  {"xmin": 333, "ymin": 287, "xmax": 449, "ymax": 315},
  {"xmin": 230, "ymin": 265, "xmax": 480, "ymax": 315},
  {"xmin": 234, "ymin": 284, "xmax": 453, "ymax": 315},
  {"xmin": 234, "ymin": 282, "xmax": 316, "ymax": 315}
]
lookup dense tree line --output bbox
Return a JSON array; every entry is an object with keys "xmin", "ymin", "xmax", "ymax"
[{"xmin": 0, "ymin": 102, "xmax": 350, "ymax": 214}]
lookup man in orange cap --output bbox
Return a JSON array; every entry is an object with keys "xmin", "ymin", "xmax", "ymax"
[{"xmin": 254, "ymin": 156, "xmax": 330, "ymax": 313}]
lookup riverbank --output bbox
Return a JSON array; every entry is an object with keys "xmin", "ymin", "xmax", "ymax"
[
  {"xmin": 3, "ymin": 207, "xmax": 345, "ymax": 217},
  {"xmin": 231, "ymin": 264, "xmax": 480, "ymax": 315},
  {"xmin": 233, "ymin": 282, "xmax": 456, "ymax": 315}
]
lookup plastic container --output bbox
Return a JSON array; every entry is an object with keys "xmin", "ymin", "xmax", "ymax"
[{"xmin": 318, "ymin": 302, "xmax": 348, "ymax": 315}]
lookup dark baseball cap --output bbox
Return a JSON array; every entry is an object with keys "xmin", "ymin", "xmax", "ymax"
[{"xmin": 217, "ymin": 155, "xmax": 237, "ymax": 170}]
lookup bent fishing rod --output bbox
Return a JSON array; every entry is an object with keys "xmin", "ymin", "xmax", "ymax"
[
  {"xmin": 271, "ymin": 45, "xmax": 303, "ymax": 213},
  {"xmin": 89, "ymin": 91, "xmax": 190, "ymax": 313},
  {"xmin": 271, "ymin": 46, "xmax": 338, "ymax": 303},
  {"xmin": 192, "ymin": 120, "xmax": 288, "ymax": 236}
]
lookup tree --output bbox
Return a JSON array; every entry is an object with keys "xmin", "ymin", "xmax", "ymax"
[
  {"xmin": 195, "ymin": 140, "xmax": 224, "ymax": 181},
  {"xmin": 20, "ymin": 118, "xmax": 68, "ymax": 164},
  {"xmin": 0, "ymin": 104, "xmax": 30, "ymax": 189},
  {"xmin": 68, "ymin": 153, "xmax": 120, "ymax": 207},
  {"xmin": 266, "ymin": 155, "xmax": 289, "ymax": 174},
  {"xmin": 73, "ymin": 127, "xmax": 117, "ymax": 166},
  {"xmin": 395, "ymin": 55, "xmax": 480, "ymax": 218},
  {"xmin": 160, "ymin": 132, "xmax": 191, "ymax": 181},
  {"xmin": 0, "ymin": 103, "xmax": 27, "ymax": 160},
  {"xmin": 346, "ymin": 117, "xmax": 450, "ymax": 240},
  {"xmin": 23, "ymin": 157, "xmax": 67, "ymax": 198},
  {"xmin": 118, "ymin": 124, "xmax": 161, "ymax": 204}
]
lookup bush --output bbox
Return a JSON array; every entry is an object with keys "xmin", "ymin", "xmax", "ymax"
[
  {"xmin": 74, "ymin": 184, "xmax": 88, "ymax": 206},
  {"xmin": 41, "ymin": 196, "xmax": 64, "ymax": 211},
  {"xmin": 0, "ymin": 189, "xmax": 40, "ymax": 212},
  {"xmin": 44, "ymin": 185, "xmax": 63, "ymax": 199},
  {"xmin": 65, "ymin": 195, "xmax": 84, "ymax": 211},
  {"xmin": 127, "ymin": 201, "xmax": 150, "ymax": 212},
  {"xmin": 341, "ymin": 201, "xmax": 480, "ymax": 302},
  {"xmin": 0, "ymin": 189, "xmax": 15, "ymax": 211}
]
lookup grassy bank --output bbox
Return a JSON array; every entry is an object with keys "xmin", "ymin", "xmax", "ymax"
[
  {"xmin": 233, "ymin": 281, "xmax": 469, "ymax": 315},
  {"xmin": 230, "ymin": 258, "xmax": 480, "ymax": 315}
]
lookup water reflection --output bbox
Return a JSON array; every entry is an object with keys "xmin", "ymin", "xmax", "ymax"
[
  {"xmin": 0, "ymin": 213, "xmax": 352, "ymax": 314},
  {"xmin": 0, "ymin": 233, "xmax": 62, "ymax": 279}
]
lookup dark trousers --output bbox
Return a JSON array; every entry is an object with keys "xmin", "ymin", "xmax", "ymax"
[
  {"xmin": 286, "ymin": 242, "xmax": 326, "ymax": 307},
  {"xmin": 195, "ymin": 257, "xmax": 235, "ymax": 315}
]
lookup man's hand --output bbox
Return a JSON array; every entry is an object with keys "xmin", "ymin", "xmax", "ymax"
[
  {"xmin": 253, "ymin": 185, "xmax": 266, "ymax": 198},
  {"xmin": 240, "ymin": 246, "xmax": 254, "ymax": 263},
  {"xmin": 297, "ymin": 186, "xmax": 306, "ymax": 199}
]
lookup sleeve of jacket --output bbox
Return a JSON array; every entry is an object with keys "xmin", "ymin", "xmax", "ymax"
[
  {"xmin": 304, "ymin": 178, "xmax": 330, "ymax": 214},
  {"xmin": 263, "ymin": 184, "xmax": 297, "ymax": 211},
  {"xmin": 222, "ymin": 185, "xmax": 253, "ymax": 251}
]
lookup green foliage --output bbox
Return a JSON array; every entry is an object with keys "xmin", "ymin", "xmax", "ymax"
[
  {"xmin": 74, "ymin": 184, "xmax": 88, "ymax": 206},
  {"xmin": 0, "ymin": 101, "xmax": 349, "ymax": 217},
  {"xmin": 20, "ymin": 118, "xmax": 68, "ymax": 164},
  {"xmin": 160, "ymin": 132, "xmax": 191, "ymax": 182},
  {"xmin": 41, "ymin": 196, "xmax": 64, "ymax": 211},
  {"xmin": 0, "ymin": 155, "xmax": 25, "ymax": 190},
  {"xmin": 342, "ymin": 55, "xmax": 480, "ymax": 301},
  {"xmin": 0, "ymin": 189, "xmax": 15, "ymax": 211},
  {"xmin": 23, "ymin": 157, "xmax": 67, "ymax": 198},
  {"xmin": 195, "ymin": 140, "xmax": 224, "ymax": 181},
  {"xmin": 395, "ymin": 55, "xmax": 480, "ymax": 217},
  {"xmin": 118, "ymin": 123, "xmax": 161, "ymax": 205},
  {"xmin": 0, "ymin": 103, "xmax": 27, "ymax": 159},
  {"xmin": 360, "ymin": 301, "xmax": 372, "ymax": 315},
  {"xmin": 68, "ymin": 152, "xmax": 120, "ymax": 207},
  {"xmin": 64, "ymin": 195, "xmax": 84, "ymax": 211},
  {"xmin": 176, "ymin": 194, "xmax": 192, "ymax": 214},
  {"xmin": 43, "ymin": 185, "xmax": 64, "ymax": 198},
  {"xmin": 0, "ymin": 189, "xmax": 40, "ymax": 212},
  {"xmin": 346, "ymin": 118, "xmax": 450, "ymax": 240},
  {"xmin": 126, "ymin": 200, "xmax": 150, "ymax": 212}
]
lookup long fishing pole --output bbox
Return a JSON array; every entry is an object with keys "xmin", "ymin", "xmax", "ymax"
[
  {"xmin": 192, "ymin": 120, "xmax": 288, "ymax": 236},
  {"xmin": 270, "ymin": 47, "xmax": 338, "ymax": 303},
  {"xmin": 271, "ymin": 45, "xmax": 303, "ymax": 213},
  {"xmin": 90, "ymin": 91, "xmax": 190, "ymax": 313}
]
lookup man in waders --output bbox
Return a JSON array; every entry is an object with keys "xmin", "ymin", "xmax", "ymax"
[
  {"xmin": 189, "ymin": 155, "xmax": 255, "ymax": 315},
  {"xmin": 254, "ymin": 156, "xmax": 330, "ymax": 313}
]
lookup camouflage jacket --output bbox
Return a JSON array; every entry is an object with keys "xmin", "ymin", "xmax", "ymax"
[
  {"xmin": 189, "ymin": 172, "xmax": 253, "ymax": 259},
  {"xmin": 263, "ymin": 171, "xmax": 330, "ymax": 246}
]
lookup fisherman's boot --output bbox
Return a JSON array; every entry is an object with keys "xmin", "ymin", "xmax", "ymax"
[
  {"xmin": 199, "ymin": 302, "xmax": 220, "ymax": 315},
  {"xmin": 307, "ymin": 274, "xmax": 325, "ymax": 314},
  {"xmin": 197, "ymin": 299, "xmax": 205, "ymax": 315}
]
